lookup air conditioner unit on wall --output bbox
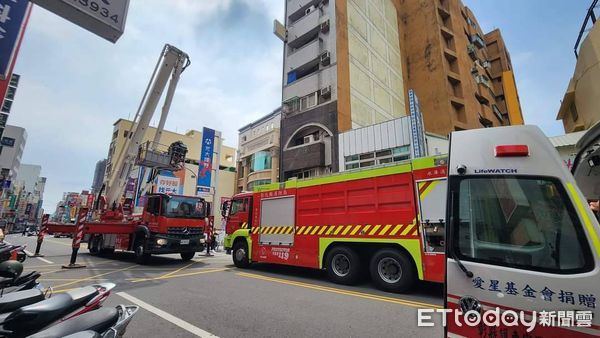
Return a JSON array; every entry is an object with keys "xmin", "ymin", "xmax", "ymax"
[
  {"xmin": 320, "ymin": 51, "xmax": 331, "ymax": 66},
  {"xmin": 305, "ymin": 5, "xmax": 316, "ymax": 15},
  {"xmin": 303, "ymin": 135, "xmax": 315, "ymax": 144},
  {"xmin": 320, "ymin": 86, "xmax": 331, "ymax": 99}
]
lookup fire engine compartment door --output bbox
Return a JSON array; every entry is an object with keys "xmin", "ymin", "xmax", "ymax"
[
  {"xmin": 417, "ymin": 179, "xmax": 446, "ymax": 253},
  {"xmin": 259, "ymin": 196, "xmax": 295, "ymax": 246}
]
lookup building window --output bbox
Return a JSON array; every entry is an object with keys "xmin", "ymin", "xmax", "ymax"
[
  {"xmin": 9, "ymin": 74, "xmax": 19, "ymax": 87},
  {"xmin": 1, "ymin": 100, "xmax": 12, "ymax": 113},
  {"xmin": 124, "ymin": 131, "xmax": 129, "ymax": 138},
  {"xmin": 1, "ymin": 137, "xmax": 15, "ymax": 147},
  {"xmin": 247, "ymin": 179, "xmax": 271, "ymax": 191},
  {"xmin": 392, "ymin": 145, "xmax": 411, "ymax": 162},
  {"xmin": 112, "ymin": 130, "xmax": 118, "ymax": 140},
  {"xmin": 570, "ymin": 102, "xmax": 578, "ymax": 122},
  {"xmin": 293, "ymin": 168, "xmax": 318, "ymax": 179},
  {"xmin": 345, "ymin": 163, "xmax": 359, "ymax": 170},
  {"xmin": 249, "ymin": 151, "xmax": 272, "ymax": 173},
  {"xmin": 300, "ymin": 92, "xmax": 318, "ymax": 111},
  {"xmin": 6, "ymin": 87, "xmax": 16, "ymax": 100},
  {"xmin": 344, "ymin": 145, "xmax": 412, "ymax": 170}
]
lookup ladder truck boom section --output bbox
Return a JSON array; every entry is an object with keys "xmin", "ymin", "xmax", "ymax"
[
  {"xmin": 48, "ymin": 44, "xmax": 207, "ymax": 264},
  {"xmin": 105, "ymin": 44, "xmax": 190, "ymax": 208}
]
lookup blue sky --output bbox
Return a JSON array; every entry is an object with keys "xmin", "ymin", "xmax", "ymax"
[{"xmin": 7, "ymin": 0, "xmax": 592, "ymax": 211}]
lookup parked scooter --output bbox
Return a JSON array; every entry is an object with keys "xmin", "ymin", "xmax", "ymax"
[
  {"xmin": 0, "ymin": 261, "xmax": 41, "ymax": 293},
  {"xmin": 29, "ymin": 304, "xmax": 139, "ymax": 338},
  {"xmin": 0, "ymin": 283, "xmax": 116, "ymax": 337},
  {"xmin": 0, "ymin": 244, "xmax": 27, "ymax": 263}
]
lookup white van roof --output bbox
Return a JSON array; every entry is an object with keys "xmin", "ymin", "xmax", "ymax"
[{"xmin": 448, "ymin": 125, "xmax": 572, "ymax": 179}]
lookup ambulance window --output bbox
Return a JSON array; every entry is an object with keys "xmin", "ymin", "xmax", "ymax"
[{"xmin": 452, "ymin": 176, "xmax": 593, "ymax": 274}]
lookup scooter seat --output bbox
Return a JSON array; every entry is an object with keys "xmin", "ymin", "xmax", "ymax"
[
  {"xmin": 3, "ymin": 286, "xmax": 99, "ymax": 334},
  {"xmin": 0, "ymin": 288, "xmax": 44, "ymax": 313},
  {"xmin": 63, "ymin": 331, "xmax": 102, "ymax": 338},
  {"xmin": 28, "ymin": 307, "xmax": 119, "ymax": 338}
]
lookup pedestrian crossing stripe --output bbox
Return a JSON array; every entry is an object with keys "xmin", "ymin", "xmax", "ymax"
[{"xmin": 248, "ymin": 219, "xmax": 418, "ymax": 238}]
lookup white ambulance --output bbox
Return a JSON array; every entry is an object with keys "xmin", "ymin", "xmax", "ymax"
[{"xmin": 445, "ymin": 125, "xmax": 600, "ymax": 337}]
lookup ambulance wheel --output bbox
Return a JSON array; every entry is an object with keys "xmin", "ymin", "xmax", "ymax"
[
  {"xmin": 180, "ymin": 252, "xmax": 195, "ymax": 261},
  {"xmin": 325, "ymin": 246, "xmax": 361, "ymax": 285},
  {"xmin": 232, "ymin": 241, "xmax": 250, "ymax": 268},
  {"xmin": 369, "ymin": 248, "xmax": 416, "ymax": 293},
  {"xmin": 134, "ymin": 240, "xmax": 150, "ymax": 265}
]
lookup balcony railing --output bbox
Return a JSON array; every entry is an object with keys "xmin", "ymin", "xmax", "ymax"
[
  {"xmin": 287, "ymin": 39, "xmax": 321, "ymax": 71},
  {"xmin": 287, "ymin": 6, "xmax": 320, "ymax": 48},
  {"xmin": 470, "ymin": 33, "xmax": 485, "ymax": 48}
]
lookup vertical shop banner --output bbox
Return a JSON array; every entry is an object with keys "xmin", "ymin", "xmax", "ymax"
[
  {"xmin": 408, "ymin": 89, "xmax": 427, "ymax": 158},
  {"xmin": 197, "ymin": 127, "xmax": 215, "ymax": 195},
  {"xmin": 0, "ymin": 0, "xmax": 31, "ymax": 80},
  {"xmin": 87, "ymin": 194, "xmax": 94, "ymax": 208},
  {"xmin": 125, "ymin": 177, "xmax": 137, "ymax": 199}
]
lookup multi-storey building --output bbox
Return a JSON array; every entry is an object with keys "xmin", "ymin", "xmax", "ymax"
[
  {"xmin": 557, "ymin": 1, "xmax": 599, "ymax": 132},
  {"xmin": 237, "ymin": 108, "xmax": 281, "ymax": 193},
  {"xmin": 12, "ymin": 164, "xmax": 46, "ymax": 221},
  {"xmin": 105, "ymin": 119, "xmax": 237, "ymax": 228},
  {"xmin": 0, "ymin": 74, "xmax": 19, "ymax": 141},
  {"xmin": 91, "ymin": 159, "xmax": 107, "ymax": 193},
  {"xmin": 397, "ymin": 0, "xmax": 523, "ymax": 135},
  {"xmin": 276, "ymin": 0, "xmax": 522, "ymax": 180},
  {"xmin": 0, "ymin": 125, "xmax": 26, "ymax": 181}
]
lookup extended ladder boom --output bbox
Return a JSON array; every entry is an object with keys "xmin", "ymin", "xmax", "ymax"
[{"xmin": 105, "ymin": 44, "xmax": 190, "ymax": 207}]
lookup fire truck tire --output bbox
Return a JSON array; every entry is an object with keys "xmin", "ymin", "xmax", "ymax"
[
  {"xmin": 99, "ymin": 247, "xmax": 115, "ymax": 256},
  {"xmin": 88, "ymin": 235, "xmax": 101, "ymax": 256},
  {"xmin": 232, "ymin": 241, "xmax": 250, "ymax": 268},
  {"xmin": 369, "ymin": 248, "xmax": 416, "ymax": 293},
  {"xmin": 180, "ymin": 252, "xmax": 195, "ymax": 261},
  {"xmin": 134, "ymin": 240, "xmax": 150, "ymax": 264},
  {"xmin": 325, "ymin": 246, "xmax": 361, "ymax": 285}
]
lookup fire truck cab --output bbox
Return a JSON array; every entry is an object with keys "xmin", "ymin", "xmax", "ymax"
[{"xmin": 445, "ymin": 125, "xmax": 600, "ymax": 337}]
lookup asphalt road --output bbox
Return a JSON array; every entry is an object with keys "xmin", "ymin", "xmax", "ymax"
[{"xmin": 6, "ymin": 234, "xmax": 444, "ymax": 337}]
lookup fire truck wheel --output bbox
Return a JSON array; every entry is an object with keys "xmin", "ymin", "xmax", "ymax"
[
  {"xmin": 88, "ymin": 235, "xmax": 101, "ymax": 255},
  {"xmin": 369, "ymin": 248, "xmax": 415, "ymax": 293},
  {"xmin": 325, "ymin": 246, "xmax": 361, "ymax": 285},
  {"xmin": 180, "ymin": 252, "xmax": 195, "ymax": 261},
  {"xmin": 232, "ymin": 240, "xmax": 250, "ymax": 268},
  {"xmin": 134, "ymin": 240, "xmax": 150, "ymax": 265}
]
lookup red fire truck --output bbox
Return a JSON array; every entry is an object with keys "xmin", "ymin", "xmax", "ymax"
[{"xmin": 223, "ymin": 155, "xmax": 448, "ymax": 292}]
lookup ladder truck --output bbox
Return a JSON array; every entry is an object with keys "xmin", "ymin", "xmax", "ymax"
[{"xmin": 52, "ymin": 44, "xmax": 208, "ymax": 263}]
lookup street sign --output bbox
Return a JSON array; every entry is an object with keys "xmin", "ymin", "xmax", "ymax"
[
  {"xmin": 30, "ymin": 0, "xmax": 129, "ymax": 43},
  {"xmin": 197, "ymin": 127, "xmax": 215, "ymax": 195},
  {"xmin": 0, "ymin": 0, "xmax": 31, "ymax": 80}
]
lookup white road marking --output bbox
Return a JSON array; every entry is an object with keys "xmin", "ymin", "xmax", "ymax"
[
  {"xmin": 116, "ymin": 292, "xmax": 219, "ymax": 338},
  {"xmin": 23, "ymin": 249, "xmax": 54, "ymax": 264}
]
